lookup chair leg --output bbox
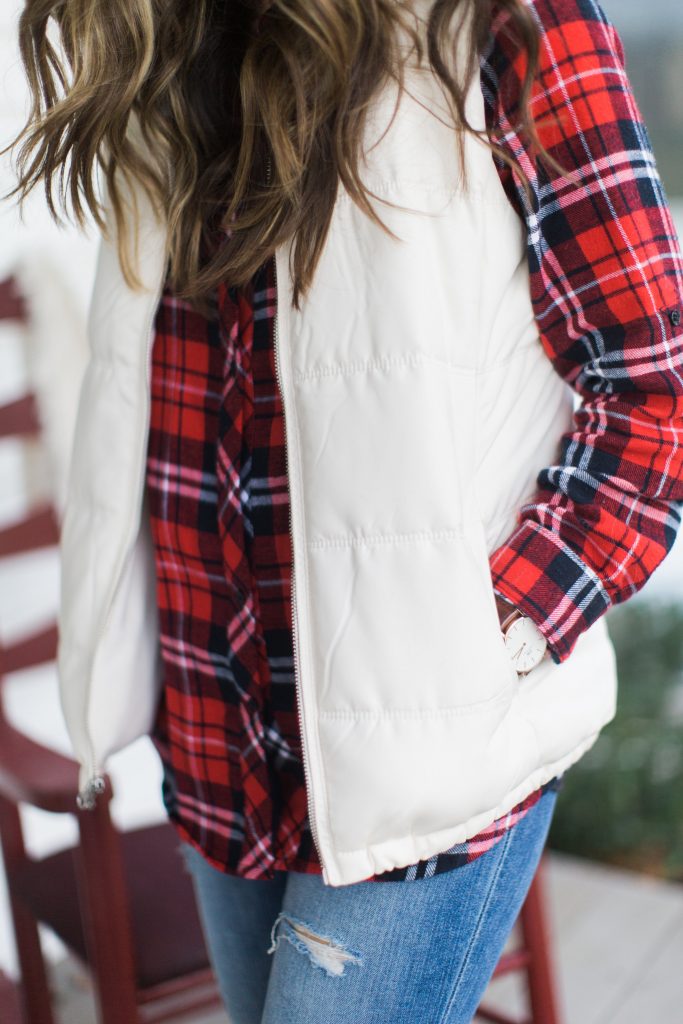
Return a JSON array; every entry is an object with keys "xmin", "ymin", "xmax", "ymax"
[
  {"xmin": 75, "ymin": 800, "xmax": 140, "ymax": 1024},
  {"xmin": 0, "ymin": 969, "xmax": 24, "ymax": 1024},
  {"xmin": 0, "ymin": 796, "xmax": 55, "ymax": 1024},
  {"xmin": 519, "ymin": 855, "xmax": 563, "ymax": 1024}
]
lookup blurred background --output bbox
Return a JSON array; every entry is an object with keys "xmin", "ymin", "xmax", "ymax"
[
  {"xmin": 546, "ymin": 0, "xmax": 683, "ymax": 881},
  {"xmin": 0, "ymin": 1, "xmax": 682, "ymax": 1022}
]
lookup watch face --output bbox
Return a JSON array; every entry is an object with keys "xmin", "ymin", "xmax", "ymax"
[{"xmin": 504, "ymin": 616, "xmax": 547, "ymax": 673}]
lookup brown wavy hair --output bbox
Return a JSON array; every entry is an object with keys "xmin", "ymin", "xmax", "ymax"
[{"xmin": 3, "ymin": 0, "xmax": 563, "ymax": 315}]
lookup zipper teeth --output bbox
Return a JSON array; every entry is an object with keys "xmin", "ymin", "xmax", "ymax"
[
  {"xmin": 77, "ymin": 271, "xmax": 167, "ymax": 812},
  {"xmin": 267, "ymin": 155, "xmax": 324, "ymax": 870}
]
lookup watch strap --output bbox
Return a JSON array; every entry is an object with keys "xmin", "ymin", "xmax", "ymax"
[
  {"xmin": 500, "ymin": 607, "xmax": 523, "ymax": 633},
  {"xmin": 495, "ymin": 592, "xmax": 522, "ymax": 633}
]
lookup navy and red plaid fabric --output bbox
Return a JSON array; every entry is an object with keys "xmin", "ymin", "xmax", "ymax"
[
  {"xmin": 482, "ymin": 0, "xmax": 683, "ymax": 662},
  {"xmin": 145, "ymin": 0, "xmax": 683, "ymax": 880},
  {"xmin": 146, "ymin": 264, "xmax": 562, "ymax": 882}
]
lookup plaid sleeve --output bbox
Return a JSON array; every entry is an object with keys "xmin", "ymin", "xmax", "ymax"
[{"xmin": 480, "ymin": 0, "xmax": 683, "ymax": 664}]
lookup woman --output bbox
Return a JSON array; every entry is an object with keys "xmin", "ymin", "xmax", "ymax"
[{"xmin": 5, "ymin": 0, "xmax": 683, "ymax": 1020}]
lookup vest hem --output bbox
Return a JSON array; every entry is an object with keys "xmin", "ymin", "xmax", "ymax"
[{"xmin": 318, "ymin": 728, "xmax": 604, "ymax": 887}]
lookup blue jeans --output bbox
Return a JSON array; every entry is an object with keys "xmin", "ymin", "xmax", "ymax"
[{"xmin": 179, "ymin": 786, "xmax": 558, "ymax": 1024}]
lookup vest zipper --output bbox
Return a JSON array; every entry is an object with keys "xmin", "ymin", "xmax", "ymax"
[
  {"xmin": 76, "ymin": 272, "xmax": 167, "ymax": 812},
  {"xmin": 267, "ymin": 156, "xmax": 326, "ymax": 877},
  {"xmin": 77, "ymin": 174, "xmax": 328, "ymax": 879}
]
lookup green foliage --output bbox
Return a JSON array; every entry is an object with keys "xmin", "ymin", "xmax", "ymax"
[{"xmin": 548, "ymin": 598, "xmax": 683, "ymax": 881}]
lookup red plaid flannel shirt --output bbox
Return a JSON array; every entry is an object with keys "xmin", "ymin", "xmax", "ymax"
[{"xmin": 483, "ymin": 0, "xmax": 683, "ymax": 662}]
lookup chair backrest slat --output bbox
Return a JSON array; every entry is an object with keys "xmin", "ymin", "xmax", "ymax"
[
  {"xmin": 0, "ymin": 394, "xmax": 41, "ymax": 439},
  {"xmin": 0, "ymin": 276, "xmax": 28, "ymax": 324},
  {"xmin": 0, "ymin": 505, "xmax": 60, "ymax": 557},
  {"xmin": 0, "ymin": 624, "xmax": 58, "ymax": 681}
]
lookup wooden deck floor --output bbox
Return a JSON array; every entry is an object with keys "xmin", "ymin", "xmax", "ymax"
[{"xmin": 482, "ymin": 851, "xmax": 683, "ymax": 1024}]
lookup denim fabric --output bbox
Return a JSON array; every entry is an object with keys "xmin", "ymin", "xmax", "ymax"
[{"xmin": 179, "ymin": 785, "xmax": 558, "ymax": 1024}]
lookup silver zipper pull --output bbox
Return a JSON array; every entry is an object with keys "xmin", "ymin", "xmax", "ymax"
[{"xmin": 76, "ymin": 772, "xmax": 106, "ymax": 811}]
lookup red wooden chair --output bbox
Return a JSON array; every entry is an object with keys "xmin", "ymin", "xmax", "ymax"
[
  {"xmin": 476, "ymin": 854, "xmax": 563, "ymax": 1023},
  {"xmin": 0, "ymin": 275, "xmax": 224, "ymax": 1024},
  {"xmin": 0, "ymin": 970, "xmax": 24, "ymax": 1024}
]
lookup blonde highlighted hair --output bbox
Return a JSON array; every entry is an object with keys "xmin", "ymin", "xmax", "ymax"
[{"xmin": 4, "ymin": 0, "xmax": 562, "ymax": 315}]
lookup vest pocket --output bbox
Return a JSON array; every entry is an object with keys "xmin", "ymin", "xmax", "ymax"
[
  {"xmin": 308, "ymin": 523, "xmax": 517, "ymax": 716},
  {"xmin": 461, "ymin": 516, "xmax": 520, "ymax": 692}
]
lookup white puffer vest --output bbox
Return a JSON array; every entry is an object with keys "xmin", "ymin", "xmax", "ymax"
[{"xmin": 57, "ymin": 4, "xmax": 618, "ymax": 886}]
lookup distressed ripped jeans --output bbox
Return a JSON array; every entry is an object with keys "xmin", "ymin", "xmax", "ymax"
[{"xmin": 179, "ymin": 786, "xmax": 558, "ymax": 1024}]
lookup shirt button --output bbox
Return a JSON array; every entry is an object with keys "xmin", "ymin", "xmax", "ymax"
[{"xmin": 669, "ymin": 308, "xmax": 681, "ymax": 327}]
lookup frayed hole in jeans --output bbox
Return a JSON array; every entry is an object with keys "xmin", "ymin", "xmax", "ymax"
[{"xmin": 267, "ymin": 912, "xmax": 363, "ymax": 978}]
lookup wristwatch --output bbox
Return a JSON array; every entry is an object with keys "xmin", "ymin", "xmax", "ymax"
[{"xmin": 495, "ymin": 593, "xmax": 548, "ymax": 677}]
